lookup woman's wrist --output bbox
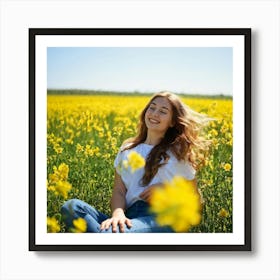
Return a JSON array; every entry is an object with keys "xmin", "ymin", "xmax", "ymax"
[{"xmin": 112, "ymin": 207, "xmax": 125, "ymax": 217}]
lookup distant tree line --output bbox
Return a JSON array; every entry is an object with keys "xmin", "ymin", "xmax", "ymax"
[{"xmin": 47, "ymin": 89, "xmax": 232, "ymax": 100}]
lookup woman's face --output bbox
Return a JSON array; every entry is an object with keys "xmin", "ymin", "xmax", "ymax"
[{"xmin": 144, "ymin": 97, "xmax": 174, "ymax": 134}]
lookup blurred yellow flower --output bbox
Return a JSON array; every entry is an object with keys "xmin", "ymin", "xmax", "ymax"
[
  {"xmin": 149, "ymin": 176, "xmax": 202, "ymax": 232},
  {"xmin": 122, "ymin": 159, "xmax": 129, "ymax": 169},
  {"xmin": 73, "ymin": 218, "xmax": 87, "ymax": 233},
  {"xmin": 127, "ymin": 151, "xmax": 145, "ymax": 173},
  {"xmin": 223, "ymin": 163, "xmax": 231, "ymax": 171},
  {"xmin": 47, "ymin": 216, "xmax": 60, "ymax": 233}
]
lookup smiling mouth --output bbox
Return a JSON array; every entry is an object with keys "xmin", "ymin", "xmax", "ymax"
[{"xmin": 149, "ymin": 118, "xmax": 160, "ymax": 124}]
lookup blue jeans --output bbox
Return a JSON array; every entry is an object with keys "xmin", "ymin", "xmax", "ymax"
[{"xmin": 61, "ymin": 199, "xmax": 174, "ymax": 233}]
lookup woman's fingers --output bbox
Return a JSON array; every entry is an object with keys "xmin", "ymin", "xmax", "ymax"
[
  {"xmin": 100, "ymin": 217, "xmax": 132, "ymax": 233},
  {"xmin": 100, "ymin": 218, "xmax": 112, "ymax": 230},
  {"xmin": 125, "ymin": 218, "xmax": 133, "ymax": 228},
  {"xmin": 116, "ymin": 218, "xmax": 132, "ymax": 232},
  {"xmin": 118, "ymin": 220, "xmax": 125, "ymax": 233},
  {"xmin": 111, "ymin": 220, "xmax": 117, "ymax": 232}
]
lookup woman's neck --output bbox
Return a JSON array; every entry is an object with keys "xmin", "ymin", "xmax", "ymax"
[{"xmin": 144, "ymin": 131, "xmax": 164, "ymax": 146}]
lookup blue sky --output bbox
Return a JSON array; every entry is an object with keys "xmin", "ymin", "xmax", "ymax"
[{"xmin": 47, "ymin": 47, "xmax": 232, "ymax": 95}]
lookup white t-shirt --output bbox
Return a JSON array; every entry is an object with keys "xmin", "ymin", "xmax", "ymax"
[{"xmin": 114, "ymin": 143, "xmax": 196, "ymax": 208}]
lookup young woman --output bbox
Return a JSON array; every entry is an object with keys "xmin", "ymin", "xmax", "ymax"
[{"xmin": 61, "ymin": 91, "xmax": 210, "ymax": 233}]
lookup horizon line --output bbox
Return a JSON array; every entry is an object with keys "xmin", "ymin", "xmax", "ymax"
[{"xmin": 47, "ymin": 88, "xmax": 233, "ymax": 97}]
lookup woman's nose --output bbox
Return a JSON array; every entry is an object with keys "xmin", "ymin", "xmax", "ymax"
[{"xmin": 152, "ymin": 110, "xmax": 160, "ymax": 117}]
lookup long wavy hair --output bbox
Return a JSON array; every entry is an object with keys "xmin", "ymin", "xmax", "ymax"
[{"xmin": 123, "ymin": 91, "xmax": 211, "ymax": 186}]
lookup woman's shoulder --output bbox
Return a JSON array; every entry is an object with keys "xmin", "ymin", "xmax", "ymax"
[
  {"xmin": 167, "ymin": 150, "xmax": 193, "ymax": 167},
  {"xmin": 120, "ymin": 140, "xmax": 153, "ymax": 153},
  {"xmin": 165, "ymin": 151, "xmax": 196, "ymax": 177},
  {"xmin": 120, "ymin": 140, "xmax": 135, "ymax": 151}
]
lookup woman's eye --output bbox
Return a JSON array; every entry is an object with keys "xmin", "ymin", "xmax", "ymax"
[{"xmin": 160, "ymin": 110, "xmax": 167, "ymax": 115}]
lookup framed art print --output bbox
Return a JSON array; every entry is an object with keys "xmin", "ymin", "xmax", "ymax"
[{"xmin": 29, "ymin": 28, "xmax": 251, "ymax": 251}]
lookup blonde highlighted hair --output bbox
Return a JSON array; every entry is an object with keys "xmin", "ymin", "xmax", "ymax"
[{"xmin": 123, "ymin": 91, "xmax": 211, "ymax": 185}]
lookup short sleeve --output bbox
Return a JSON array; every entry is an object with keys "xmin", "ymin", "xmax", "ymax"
[
  {"xmin": 157, "ymin": 155, "xmax": 196, "ymax": 182},
  {"xmin": 174, "ymin": 160, "xmax": 196, "ymax": 180},
  {"xmin": 113, "ymin": 142, "xmax": 132, "ymax": 174}
]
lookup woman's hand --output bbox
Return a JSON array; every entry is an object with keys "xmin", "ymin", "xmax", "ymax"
[
  {"xmin": 100, "ymin": 208, "xmax": 132, "ymax": 233},
  {"xmin": 139, "ymin": 183, "xmax": 163, "ymax": 202}
]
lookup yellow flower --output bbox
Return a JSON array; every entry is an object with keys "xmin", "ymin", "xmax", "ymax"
[
  {"xmin": 47, "ymin": 185, "xmax": 56, "ymax": 192},
  {"xmin": 47, "ymin": 163, "xmax": 72, "ymax": 198},
  {"xmin": 54, "ymin": 145, "xmax": 63, "ymax": 154},
  {"xmin": 149, "ymin": 176, "xmax": 202, "ymax": 232},
  {"xmin": 209, "ymin": 129, "xmax": 218, "ymax": 137},
  {"xmin": 84, "ymin": 144, "xmax": 100, "ymax": 157},
  {"xmin": 223, "ymin": 163, "xmax": 231, "ymax": 171},
  {"xmin": 126, "ymin": 151, "xmax": 145, "ymax": 173},
  {"xmin": 49, "ymin": 163, "xmax": 69, "ymax": 183},
  {"xmin": 65, "ymin": 138, "xmax": 73, "ymax": 144},
  {"xmin": 218, "ymin": 208, "xmax": 229, "ymax": 218},
  {"xmin": 54, "ymin": 181, "xmax": 72, "ymax": 199},
  {"xmin": 73, "ymin": 218, "xmax": 87, "ymax": 233},
  {"xmin": 57, "ymin": 163, "xmax": 69, "ymax": 180},
  {"xmin": 47, "ymin": 217, "xmax": 60, "ymax": 233},
  {"xmin": 205, "ymin": 159, "xmax": 214, "ymax": 170},
  {"xmin": 76, "ymin": 143, "xmax": 84, "ymax": 153},
  {"xmin": 227, "ymin": 138, "xmax": 233, "ymax": 146}
]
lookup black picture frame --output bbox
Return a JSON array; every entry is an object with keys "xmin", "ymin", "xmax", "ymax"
[{"xmin": 29, "ymin": 28, "xmax": 251, "ymax": 251}]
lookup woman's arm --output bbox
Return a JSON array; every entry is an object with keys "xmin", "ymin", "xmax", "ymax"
[
  {"xmin": 139, "ymin": 183, "xmax": 163, "ymax": 202},
  {"xmin": 110, "ymin": 170, "xmax": 127, "ymax": 213},
  {"xmin": 100, "ymin": 171, "xmax": 132, "ymax": 233}
]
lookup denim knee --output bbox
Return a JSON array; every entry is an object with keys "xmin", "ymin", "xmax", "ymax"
[{"xmin": 61, "ymin": 198, "xmax": 82, "ymax": 218}]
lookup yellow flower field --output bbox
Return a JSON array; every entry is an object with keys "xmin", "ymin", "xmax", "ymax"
[{"xmin": 47, "ymin": 94, "xmax": 233, "ymax": 233}]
